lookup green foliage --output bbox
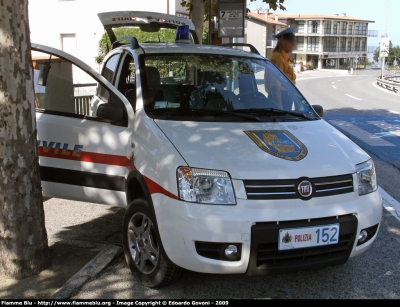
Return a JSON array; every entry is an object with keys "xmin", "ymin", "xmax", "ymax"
[
  {"xmin": 146, "ymin": 58, "xmax": 187, "ymax": 80},
  {"xmin": 366, "ymin": 58, "xmax": 374, "ymax": 66},
  {"xmin": 147, "ymin": 54, "xmax": 256, "ymax": 82},
  {"xmin": 202, "ymin": 26, "xmax": 209, "ymax": 45},
  {"xmin": 96, "ymin": 28, "xmax": 176, "ymax": 64},
  {"xmin": 373, "ymin": 41, "xmax": 400, "ymax": 66},
  {"xmin": 181, "ymin": 0, "xmax": 217, "ymax": 21}
]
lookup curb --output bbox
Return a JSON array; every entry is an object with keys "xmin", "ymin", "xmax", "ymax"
[
  {"xmin": 380, "ymin": 187, "xmax": 400, "ymax": 222},
  {"xmin": 50, "ymin": 244, "xmax": 122, "ymax": 299}
]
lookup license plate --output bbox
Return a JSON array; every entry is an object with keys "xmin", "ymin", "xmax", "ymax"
[{"xmin": 278, "ymin": 224, "xmax": 340, "ymax": 251}]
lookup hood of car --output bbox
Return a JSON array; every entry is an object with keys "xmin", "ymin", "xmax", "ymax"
[{"xmin": 155, "ymin": 119, "xmax": 370, "ymax": 180}]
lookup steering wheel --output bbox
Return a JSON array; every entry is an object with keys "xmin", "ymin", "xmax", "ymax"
[{"xmin": 238, "ymin": 91, "xmax": 281, "ymax": 109}]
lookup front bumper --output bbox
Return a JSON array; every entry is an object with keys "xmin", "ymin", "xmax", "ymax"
[{"xmin": 152, "ymin": 189, "xmax": 382, "ymax": 274}]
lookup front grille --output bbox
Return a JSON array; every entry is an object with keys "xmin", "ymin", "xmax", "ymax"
[
  {"xmin": 246, "ymin": 214, "xmax": 358, "ymax": 275},
  {"xmin": 243, "ymin": 174, "xmax": 354, "ymax": 200}
]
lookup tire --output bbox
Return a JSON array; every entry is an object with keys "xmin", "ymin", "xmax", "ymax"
[{"xmin": 122, "ymin": 198, "xmax": 182, "ymax": 287}]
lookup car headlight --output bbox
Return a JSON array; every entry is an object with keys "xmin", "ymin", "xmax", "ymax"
[
  {"xmin": 356, "ymin": 159, "xmax": 377, "ymax": 195},
  {"xmin": 177, "ymin": 167, "xmax": 236, "ymax": 205}
]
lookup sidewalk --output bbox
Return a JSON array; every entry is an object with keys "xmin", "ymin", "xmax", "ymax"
[
  {"xmin": 296, "ymin": 69, "xmax": 352, "ymax": 80},
  {"xmin": 0, "ymin": 199, "xmax": 124, "ymax": 299}
]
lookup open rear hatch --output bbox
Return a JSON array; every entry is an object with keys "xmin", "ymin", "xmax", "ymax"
[{"xmin": 98, "ymin": 11, "xmax": 199, "ymax": 46}]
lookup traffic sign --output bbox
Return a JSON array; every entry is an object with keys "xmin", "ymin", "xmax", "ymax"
[
  {"xmin": 380, "ymin": 37, "xmax": 390, "ymax": 58},
  {"xmin": 217, "ymin": 0, "xmax": 245, "ymax": 38}
]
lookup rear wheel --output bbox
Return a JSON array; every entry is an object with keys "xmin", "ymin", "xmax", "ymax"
[{"xmin": 122, "ymin": 198, "xmax": 182, "ymax": 287}]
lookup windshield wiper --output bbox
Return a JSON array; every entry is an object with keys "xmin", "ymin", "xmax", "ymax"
[
  {"xmin": 230, "ymin": 108, "xmax": 317, "ymax": 120},
  {"xmin": 151, "ymin": 108, "xmax": 264, "ymax": 122},
  {"xmin": 206, "ymin": 110, "xmax": 265, "ymax": 122}
]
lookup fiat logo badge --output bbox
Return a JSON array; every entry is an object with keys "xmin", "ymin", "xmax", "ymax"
[{"xmin": 298, "ymin": 180, "xmax": 312, "ymax": 197}]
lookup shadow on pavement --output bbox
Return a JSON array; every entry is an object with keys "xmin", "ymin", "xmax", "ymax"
[
  {"xmin": 0, "ymin": 199, "xmax": 125, "ymax": 299},
  {"xmin": 44, "ymin": 199, "xmax": 125, "ymax": 246},
  {"xmin": 0, "ymin": 243, "xmax": 98, "ymax": 299}
]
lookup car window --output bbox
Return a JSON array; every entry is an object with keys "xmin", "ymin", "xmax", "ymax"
[
  {"xmin": 116, "ymin": 54, "xmax": 136, "ymax": 110},
  {"xmin": 32, "ymin": 51, "xmax": 105, "ymax": 118},
  {"xmin": 102, "ymin": 54, "xmax": 119, "ymax": 83},
  {"xmin": 143, "ymin": 54, "xmax": 316, "ymax": 121},
  {"xmin": 98, "ymin": 54, "xmax": 120, "ymax": 101}
]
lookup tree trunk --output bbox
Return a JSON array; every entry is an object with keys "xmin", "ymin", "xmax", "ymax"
[
  {"xmin": 0, "ymin": 0, "xmax": 50, "ymax": 278},
  {"xmin": 190, "ymin": 0, "xmax": 206, "ymax": 44}
]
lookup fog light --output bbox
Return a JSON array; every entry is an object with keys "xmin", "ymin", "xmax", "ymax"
[
  {"xmin": 358, "ymin": 230, "xmax": 368, "ymax": 244},
  {"xmin": 224, "ymin": 245, "xmax": 238, "ymax": 258}
]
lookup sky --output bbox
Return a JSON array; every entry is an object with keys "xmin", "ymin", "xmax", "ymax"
[{"xmin": 247, "ymin": 0, "xmax": 400, "ymax": 47}]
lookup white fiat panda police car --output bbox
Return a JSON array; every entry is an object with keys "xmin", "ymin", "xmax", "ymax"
[{"xmin": 33, "ymin": 11, "xmax": 382, "ymax": 287}]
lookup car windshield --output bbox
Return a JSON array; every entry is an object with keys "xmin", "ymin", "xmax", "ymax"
[{"xmin": 143, "ymin": 53, "xmax": 318, "ymax": 122}]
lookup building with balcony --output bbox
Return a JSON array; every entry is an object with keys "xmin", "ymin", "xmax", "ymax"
[
  {"xmin": 244, "ymin": 10, "xmax": 288, "ymax": 58},
  {"xmin": 272, "ymin": 13, "xmax": 375, "ymax": 69},
  {"xmin": 244, "ymin": 11, "xmax": 376, "ymax": 70}
]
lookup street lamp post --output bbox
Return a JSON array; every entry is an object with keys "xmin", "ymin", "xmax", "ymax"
[
  {"xmin": 381, "ymin": 0, "xmax": 389, "ymax": 78},
  {"xmin": 381, "ymin": 35, "xmax": 387, "ymax": 79}
]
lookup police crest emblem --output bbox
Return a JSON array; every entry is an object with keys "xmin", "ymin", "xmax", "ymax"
[
  {"xmin": 282, "ymin": 232, "xmax": 292, "ymax": 244},
  {"xmin": 244, "ymin": 130, "xmax": 307, "ymax": 161}
]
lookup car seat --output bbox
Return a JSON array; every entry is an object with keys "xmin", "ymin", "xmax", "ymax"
[
  {"xmin": 190, "ymin": 71, "xmax": 243, "ymax": 110},
  {"xmin": 145, "ymin": 66, "xmax": 175, "ymax": 108}
]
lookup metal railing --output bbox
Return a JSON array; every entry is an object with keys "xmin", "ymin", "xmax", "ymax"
[
  {"xmin": 376, "ymin": 75, "xmax": 400, "ymax": 94},
  {"xmin": 73, "ymin": 83, "xmax": 96, "ymax": 116},
  {"xmin": 75, "ymin": 95, "xmax": 93, "ymax": 115}
]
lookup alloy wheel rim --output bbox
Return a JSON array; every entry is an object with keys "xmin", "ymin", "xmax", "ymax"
[{"xmin": 127, "ymin": 212, "xmax": 159, "ymax": 274}]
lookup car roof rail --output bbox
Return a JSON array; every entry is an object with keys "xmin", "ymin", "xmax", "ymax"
[
  {"xmin": 112, "ymin": 37, "xmax": 140, "ymax": 50},
  {"xmin": 218, "ymin": 43, "xmax": 260, "ymax": 55}
]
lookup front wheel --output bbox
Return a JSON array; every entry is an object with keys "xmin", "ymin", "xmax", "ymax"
[{"xmin": 122, "ymin": 199, "xmax": 182, "ymax": 287}]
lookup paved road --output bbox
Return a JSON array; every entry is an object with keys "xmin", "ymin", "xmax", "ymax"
[
  {"xmin": 53, "ymin": 70, "xmax": 400, "ymax": 299},
  {"xmin": 297, "ymin": 70, "xmax": 400, "ymax": 203}
]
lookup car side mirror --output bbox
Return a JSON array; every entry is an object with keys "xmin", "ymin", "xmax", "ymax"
[
  {"xmin": 312, "ymin": 105, "xmax": 324, "ymax": 118},
  {"xmin": 97, "ymin": 103, "xmax": 124, "ymax": 123},
  {"xmin": 37, "ymin": 62, "xmax": 51, "ymax": 86}
]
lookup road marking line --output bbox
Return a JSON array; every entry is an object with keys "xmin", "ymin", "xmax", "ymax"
[
  {"xmin": 329, "ymin": 120, "xmax": 396, "ymax": 147},
  {"xmin": 368, "ymin": 121, "xmax": 400, "ymax": 137},
  {"xmin": 380, "ymin": 187, "xmax": 400, "ymax": 222},
  {"xmin": 332, "ymin": 85, "xmax": 337, "ymax": 89},
  {"xmin": 345, "ymin": 94, "xmax": 362, "ymax": 101}
]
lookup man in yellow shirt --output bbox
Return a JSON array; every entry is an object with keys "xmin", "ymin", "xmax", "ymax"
[{"xmin": 269, "ymin": 27, "xmax": 297, "ymax": 84}]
